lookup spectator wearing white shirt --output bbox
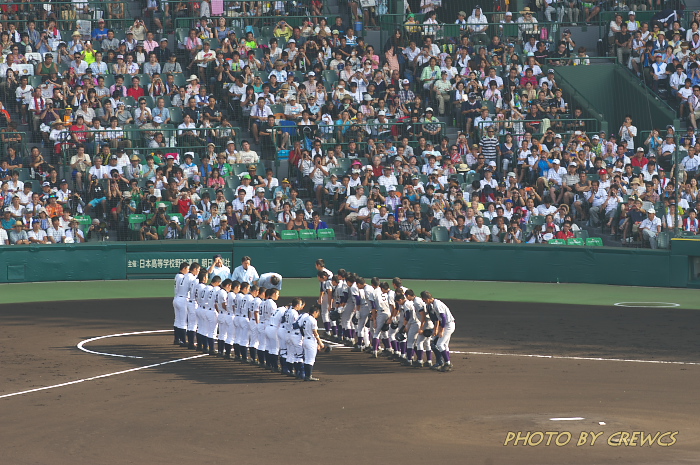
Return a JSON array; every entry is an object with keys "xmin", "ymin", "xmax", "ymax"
[
  {"xmin": 377, "ymin": 167, "xmax": 398, "ymax": 192},
  {"xmin": 467, "ymin": 7, "xmax": 489, "ymax": 45},
  {"xmin": 587, "ymin": 180, "xmax": 609, "ymax": 227},
  {"xmin": 669, "ymin": 65, "xmax": 687, "ymax": 98},
  {"xmin": 640, "ymin": 208, "xmax": 662, "ymax": 248},
  {"xmin": 681, "ymin": 148, "xmax": 700, "ymax": 177},
  {"xmin": 344, "ymin": 186, "xmax": 367, "ymax": 237},
  {"xmin": 619, "ymin": 115, "xmax": 637, "ymax": 153},
  {"xmin": 536, "ymin": 197, "xmax": 558, "ymax": 217},
  {"xmin": 650, "ymin": 54, "xmax": 669, "ymax": 93}
]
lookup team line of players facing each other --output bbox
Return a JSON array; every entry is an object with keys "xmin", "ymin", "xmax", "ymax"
[
  {"xmin": 172, "ymin": 259, "xmax": 457, "ymax": 377},
  {"xmin": 172, "ymin": 261, "xmax": 327, "ymax": 381},
  {"xmin": 316, "ymin": 264, "xmax": 457, "ymax": 372}
]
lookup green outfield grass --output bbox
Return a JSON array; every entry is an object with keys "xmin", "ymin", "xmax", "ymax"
[{"xmin": 1, "ymin": 279, "xmax": 698, "ymax": 309}]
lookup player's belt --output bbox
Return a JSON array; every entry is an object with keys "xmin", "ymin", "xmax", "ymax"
[{"xmin": 305, "ymin": 336, "xmax": 313, "ymax": 340}]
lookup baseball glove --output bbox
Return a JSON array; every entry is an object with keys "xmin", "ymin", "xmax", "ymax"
[
  {"xmin": 351, "ymin": 314, "xmax": 358, "ymax": 325},
  {"xmin": 365, "ymin": 318, "xmax": 371, "ymax": 328},
  {"xmin": 395, "ymin": 330, "xmax": 406, "ymax": 341},
  {"xmin": 330, "ymin": 310, "xmax": 340, "ymax": 322},
  {"xmin": 422, "ymin": 328, "xmax": 433, "ymax": 337},
  {"xmin": 381, "ymin": 322, "xmax": 390, "ymax": 332},
  {"xmin": 324, "ymin": 345, "xmax": 332, "ymax": 353}
]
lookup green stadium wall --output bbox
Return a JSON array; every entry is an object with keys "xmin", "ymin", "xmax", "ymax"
[{"xmin": 2, "ymin": 239, "xmax": 700, "ymax": 288}]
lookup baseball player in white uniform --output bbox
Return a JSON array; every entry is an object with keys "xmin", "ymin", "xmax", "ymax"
[
  {"xmin": 401, "ymin": 290, "xmax": 427, "ymax": 367},
  {"xmin": 391, "ymin": 278, "xmax": 409, "ymax": 359},
  {"xmin": 215, "ymin": 279, "xmax": 233, "ymax": 356},
  {"xmin": 195, "ymin": 272, "xmax": 210, "ymax": 352},
  {"xmin": 222, "ymin": 280, "xmax": 240, "ymax": 358},
  {"xmin": 352, "ymin": 277, "xmax": 372, "ymax": 351},
  {"xmin": 203, "ymin": 276, "xmax": 222, "ymax": 355},
  {"xmin": 277, "ymin": 297, "xmax": 292, "ymax": 375},
  {"xmin": 257, "ymin": 272, "xmax": 282, "ymax": 291},
  {"xmin": 263, "ymin": 288, "xmax": 282, "ymax": 372},
  {"xmin": 242, "ymin": 284, "xmax": 257, "ymax": 363},
  {"xmin": 331, "ymin": 270, "xmax": 348, "ymax": 341},
  {"xmin": 299, "ymin": 305, "xmax": 325, "ymax": 381},
  {"xmin": 362, "ymin": 277, "xmax": 380, "ymax": 352},
  {"xmin": 315, "ymin": 259, "xmax": 333, "ymax": 280},
  {"xmin": 371, "ymin": 282, "xmax": 394, "ymax": 358},
  {"xmin": 252, "ymin": 286, "xmax": 267, "ymax": 367},
  {"xmin": 232, "ymin": 282, "xmax": 249, "ymax": 361},
  {"xmin": 173, "ymin": 262, "xmax": 190, "ymax": 347},
  {"xmin": 185, "ymin": 262, "xmax": 202, "ymax": 349},
  {"xmin": 317, "ymin": 270, "xmax": 333, "ymax": 336},
  {"xmin": 340, "ymin": 274, "xmax": 359, "ymax": 346},
  {"xmin": 283, "ymin": 298, "xmax": 304, "ymax": 378},
  {"xmin": 422, "ymin": 291, "xmax": 456, "ymax": 372}
]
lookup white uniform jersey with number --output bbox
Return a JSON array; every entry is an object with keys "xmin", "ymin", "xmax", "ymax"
[
  {"xmin": 263, "ymin": 299, "xmax": 277, "ymax": 322},
  {"xmin": 188, "ymin": 277, "xmax": 200, "ymax": 302},
  {"xmin": 299, "ymin": 313, "xmax": 318, "ymax": 337},
  {"xmin": 285, "ymin": 308, "xmax": 300, "ymax": 329},
  {"xmin": 227, "ymin": 291, "xmax": 237, "ymax": 314},
  {"xmin": 187, "ymin": 273, "xmax": 199, "ymax": 299},
  {"xmin": 377, "ymin": 290, "xmax": 393, "ymax": 315},
  {"xmin": 196, "ymin": 283, "xmax": 208, "ymax": 307},
  {"xmin": 235, "ymin": 292, "xmax": 246, "ymax": 317},
  {"xmin": 175, "ymin": 273, "xmax": 189, "ymax": 296},
  {"xmin": 269, "ymin": 306, "xmax": 285, "ymax": 328},
  {"xmin": 206, "ymin": 286, "xmax": 219, "ymax": 310},
  {"xmin": 216, "ymin": 288, "xmax": 228, "ymax": 312},
  {"xmin": 253, "ymin": 297, "xmax": 264, "ymax": 323},
  {"xmin": 241, "ymin": 294, "xmax": 254, "ymax": 319}
]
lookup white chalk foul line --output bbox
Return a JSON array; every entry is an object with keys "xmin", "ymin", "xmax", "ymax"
[
  {"xmin": 0, "ymin": 354, "xmax": 208, "ymax": 400},
  {"xmin": 550, "ymin": 417, "xmax": 585, "ymax": 421},
  {"xmin": 457, "ymin": 351, "xmax": 700, "ymax": 366},
  {"xmin": 77, "ymin": 329, "xmax": 172, "ymax": 358}
]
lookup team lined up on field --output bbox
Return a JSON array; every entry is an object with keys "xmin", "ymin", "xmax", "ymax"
[{"xmin": 171, "ymin": 258, "xmax": 456, "ymax": 380}]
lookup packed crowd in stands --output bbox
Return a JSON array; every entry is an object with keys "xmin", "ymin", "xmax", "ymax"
[{"xmin": 0, "ymin": 0, "xmax": 699, "ymax": 247}]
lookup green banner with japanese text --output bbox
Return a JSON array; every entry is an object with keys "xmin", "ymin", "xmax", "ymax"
[{"xmin": 126, "ymin": 252, "xmax": 234, "ymax": 277}]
